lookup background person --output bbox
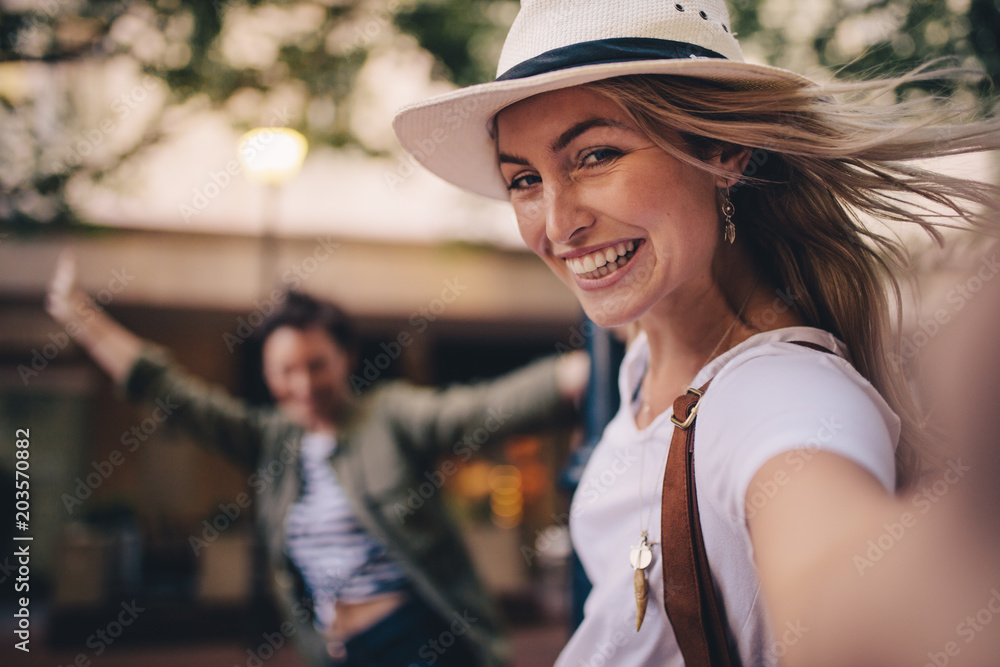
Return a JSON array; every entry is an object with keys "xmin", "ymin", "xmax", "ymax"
[
  {"xmin": 392, "ymin": 0, "xmax": 1000, "ymax": 664},
  {"xmin": 46, "ymin": 251, "xmax": 588, "ymax": 667}
]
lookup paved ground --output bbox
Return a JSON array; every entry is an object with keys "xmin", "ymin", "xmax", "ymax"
[{"xmin": 0, "ymin": 608, "xmax": 568, "ymax": 667}]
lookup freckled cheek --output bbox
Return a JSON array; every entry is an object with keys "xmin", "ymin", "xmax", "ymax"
[
  {"xmin": 584, "ymin": 173, "xmax": 659, "ymax": 225},
  {"xmin": 634, "ymin": 184, "xmax": 716, "ymax": 242},
  {"xmin": 514, "ymin": 208, "xmax": 548, "ymax": 256}
]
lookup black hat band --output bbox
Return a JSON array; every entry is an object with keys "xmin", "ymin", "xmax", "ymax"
[{"xmin": 496, "ymin": 37, "xmax": 727, "ymax": 82}]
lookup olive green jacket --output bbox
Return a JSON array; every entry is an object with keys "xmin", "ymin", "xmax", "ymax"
[{"xmin": 124, "ymin": 347, "xmax": 575, "ymax": 666}]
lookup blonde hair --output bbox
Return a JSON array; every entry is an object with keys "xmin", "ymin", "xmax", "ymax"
[{"xmin": 584, "ymin": 70, "xmax": 1000, "ymax": 488}]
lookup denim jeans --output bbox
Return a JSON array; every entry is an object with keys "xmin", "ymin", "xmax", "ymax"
[{"xmin": 332, "ymin": 596, "xmax": 480, "ymax": 667}]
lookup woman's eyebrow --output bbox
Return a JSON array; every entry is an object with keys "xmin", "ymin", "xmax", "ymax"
[
  {"xmin": 551, "ymin": 118, "xmax": 629, "ymax": 154},
  {"xmin": 498, "ymin": 152, "xmax": 530, "ymax": 166},
  {"xmin": 498, "ymin": 117, "xmax": 630, "ymax": 166}
]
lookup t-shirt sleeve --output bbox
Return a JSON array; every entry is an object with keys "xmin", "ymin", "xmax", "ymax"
[{"xmin": 695, "ymin": 349, "xmax": 900, "ymax": 526}]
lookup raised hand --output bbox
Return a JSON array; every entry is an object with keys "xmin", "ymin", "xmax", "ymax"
[
  {"xmin": 46, "ymin": 249, "xmax": 87, "ymax": 326},
  {"xmin": 44, "ymin": 250, "xmax": 141, "ymax": 383}
]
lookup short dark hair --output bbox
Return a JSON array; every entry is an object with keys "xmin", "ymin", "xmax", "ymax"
[{"xmin": 258, "ymin": 291, "xmax": 358, "ymax": 357}]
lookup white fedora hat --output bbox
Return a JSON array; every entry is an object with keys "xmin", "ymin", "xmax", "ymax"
[{"xmin": 392, "ymin": 0, "xmax": 813, "ymax": 201}]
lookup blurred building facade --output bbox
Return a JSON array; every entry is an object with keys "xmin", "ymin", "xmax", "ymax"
[{"xmin": 0, "ymin": 229, "xmax": 585, "ymax": 653}]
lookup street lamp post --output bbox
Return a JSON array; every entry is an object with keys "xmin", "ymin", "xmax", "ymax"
[{"xmin": 236, "ymin": 127, "xmax": 308, "ymax": 295}]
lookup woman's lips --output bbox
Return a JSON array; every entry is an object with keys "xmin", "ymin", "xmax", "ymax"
[{"xmin": 566, "ymin": 239, "xmax": 645, "ymax": 290}]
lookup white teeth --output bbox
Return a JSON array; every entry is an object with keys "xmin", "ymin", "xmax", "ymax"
[{"xmin": 566, "ymin": 240, "xmax": 639, "ymax": 279}]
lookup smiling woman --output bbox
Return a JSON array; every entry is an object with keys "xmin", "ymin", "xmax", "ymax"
[
  {"xmin": 45, "ymin": 253, "xmax": 588, "ymax": 667},
  {"xmin": 393, "ymin": 0, "xmax": 1000, "ymax": 665},
  {"xmin": 496, "ymin": 87, "xmax": 748, "ymax": 340}
]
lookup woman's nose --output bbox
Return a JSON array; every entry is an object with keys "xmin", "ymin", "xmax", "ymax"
[{"xmin": 545, "ymin": 182, "xmax": 593, "ymax": 245}]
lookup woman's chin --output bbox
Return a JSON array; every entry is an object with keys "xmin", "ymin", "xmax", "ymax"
[
  {"xmin": 579, "ymin": 297, "xmax": 642, "ymax": 330},
  {"xmin": 279, "ymin": 403, "xmax": 318, "ymax": 428}
]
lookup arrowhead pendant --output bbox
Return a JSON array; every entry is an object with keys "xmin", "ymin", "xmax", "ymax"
[
  {"xmin": 630, "ymin": 533, "xmax": 653, "ymax": 631},
  {"xmin": 634, "ymin": 567, "xmax": 648, "ymax": 631}
]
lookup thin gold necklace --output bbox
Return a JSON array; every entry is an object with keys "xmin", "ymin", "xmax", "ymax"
[{"xmin": 630, "ymin": 276, "xmax": 759, "ymax": 632}]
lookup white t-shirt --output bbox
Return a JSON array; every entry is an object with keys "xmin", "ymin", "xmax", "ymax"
[{"xmin": 556, "ymin": 327, "xmax": 899, "ymax": 667}]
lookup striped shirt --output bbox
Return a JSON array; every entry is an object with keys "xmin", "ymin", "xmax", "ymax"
[{"xmin": 285, "ymin": 432, "xmax": 410, "ymax": 631}]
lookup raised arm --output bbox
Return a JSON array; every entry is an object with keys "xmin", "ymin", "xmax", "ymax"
[
  {"xmin": 46, "ymin": 251, "xmax": 142, "ymax": 384},
  {"xmin": 384, "ymin": 351, "xmax": 588, "ymax": 460},
  {"xmin": 45, "ymin": 251, "xmax": 285, "ymax": 469}
]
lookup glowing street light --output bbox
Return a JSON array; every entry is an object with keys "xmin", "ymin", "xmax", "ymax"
[{"xmin": 237, "ymin": 127, "xmax": 308, "ymax": 186}]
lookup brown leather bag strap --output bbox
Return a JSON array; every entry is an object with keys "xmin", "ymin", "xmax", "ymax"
[
  {"xmin": 661, "ymin": 380, "xmax": 734, "ymax": 667},
  {"xmin": 660, "ymin": 341, "xmax": 832, "ymax": 666}
]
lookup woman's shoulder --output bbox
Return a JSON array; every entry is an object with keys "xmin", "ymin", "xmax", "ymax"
[
  {"xmin": 695, "ymin": 327, "xmax": 900, "ymax": 498},
  {"xmin": 704, "ymin": 327, "xmax": 897, "ymax": 429},
  {"xmin": 701, "ymin": 326, "xmax": 860, "ymax": 391}
]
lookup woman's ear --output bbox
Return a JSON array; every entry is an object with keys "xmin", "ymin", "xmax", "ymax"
[{"xmin": 714, "ymin": 145, "xmax": 753, "ymax": 189}]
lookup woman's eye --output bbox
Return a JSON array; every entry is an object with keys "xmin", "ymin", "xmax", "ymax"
[
  {"xmin": 507, "ymin": 172, "xmax": 541, "ymax": 191},
  {"xmin": 580, "ymin": 147, "xmax": 621, "ymax": 166}
]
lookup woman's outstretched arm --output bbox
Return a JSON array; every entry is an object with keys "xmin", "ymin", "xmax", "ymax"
[
  {"xmin": 45, "ymin": 250, "xmax": 142, "ymax": 384},
  {"xmin": 748, "ymin": 290, "xmax": 1000, "ymax": 667},
  {"xmin": 45, "ymin": 250, "xmax": 279, "ymax": 469}
]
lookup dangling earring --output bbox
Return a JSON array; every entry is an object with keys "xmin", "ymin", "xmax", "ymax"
[{"xmin": 722, "ymin": 188, "xmax": 736, "ymax": 244}]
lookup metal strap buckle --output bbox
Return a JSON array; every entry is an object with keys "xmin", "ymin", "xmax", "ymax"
[{"xmin": 669, "ymin": 387, "xmax": 704, "ymax": 429}]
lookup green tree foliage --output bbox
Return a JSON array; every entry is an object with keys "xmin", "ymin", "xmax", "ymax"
[
  {"xmin": 813, "ymin": 0, "xmax": 1000, "ymax": 97},
  {"xmin": 0, "ymin": 0, "xmax": 996, "ymax": 229}
]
